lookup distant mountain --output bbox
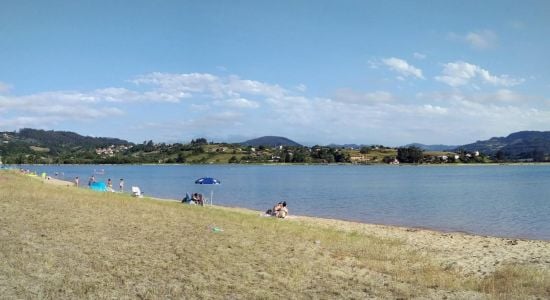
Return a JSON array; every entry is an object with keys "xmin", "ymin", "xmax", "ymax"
[
  {"xmin": 404, "ymin": 143, "xmax": 458, "ymax": 152},
  {"xmin": 459, "ymin": 131, "xmax": 550, "ymax": 160},
  {"xmin": 241, "ymin": 136, "xmax": 302, "ymax": 147}
]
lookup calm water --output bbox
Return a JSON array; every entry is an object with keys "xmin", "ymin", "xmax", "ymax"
[{"xmin": 15, "ymin": 164, "xmax": 550, "ymax": 240}]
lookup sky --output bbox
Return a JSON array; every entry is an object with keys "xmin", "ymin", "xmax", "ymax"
[{"xmin": 1, "ymin": 1, "xmax": 550, "ymax": 146}]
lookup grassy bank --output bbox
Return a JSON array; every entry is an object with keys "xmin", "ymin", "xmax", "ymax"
[{"xmin": 1, "ymin": 171, "xmax": 548, "ymax": 299}]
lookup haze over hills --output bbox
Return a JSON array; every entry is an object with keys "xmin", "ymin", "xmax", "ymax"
[{"xmin": 240, "ymin": 136, "xmax": 302, "ymax": 147}]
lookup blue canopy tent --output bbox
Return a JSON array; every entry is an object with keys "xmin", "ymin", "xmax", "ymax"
[
  {"xmin": 90, "ymin": 182, "xmax": 108, "ymax": 192},
  {"xmin": 195, "ymin": 177, "xmax": 220, "ymax": 205}
]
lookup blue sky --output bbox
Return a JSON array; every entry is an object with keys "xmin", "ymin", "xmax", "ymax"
[{"xmin": 1, "ymin": 1, "xmax": 549, "ymax": 146}]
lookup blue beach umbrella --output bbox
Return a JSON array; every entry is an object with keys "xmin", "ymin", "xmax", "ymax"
[{"xmin": 195, "ymin": 177, "xmax": 221, "ymax": 205}]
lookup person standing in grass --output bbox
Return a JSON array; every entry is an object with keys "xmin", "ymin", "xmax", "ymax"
[
  {"xmin": 119, "ymin": 178, "xmax": 124, "ymax": 192},
  {"xmin": 74, "ymin": 176, "xmax": 79, "ymax": 187}
]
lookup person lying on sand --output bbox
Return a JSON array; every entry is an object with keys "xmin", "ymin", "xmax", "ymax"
[{"xmin": 182, "ymin": 192, "xmax": 192, "ymax": 204}]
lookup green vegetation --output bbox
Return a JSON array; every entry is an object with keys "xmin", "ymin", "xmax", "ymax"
[
  {"xmin": 397, "ymin": 146, "xmax": 424, "ymax": 163},
  {"xmin": 1, "ymin": 171, "xmax": 548, "ymax": 299},
  {"xmin": 461, "ymin": 131, "xmax": 550, "ymax": 161},
  {"xmin": 3, "ymin": 128, "xmax": 546, "ymax": 165}
]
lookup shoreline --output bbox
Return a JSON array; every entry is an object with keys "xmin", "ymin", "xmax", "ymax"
[
  {"xmin": 35, "ymin": 172, "xmax": 549, "ymax": 242},
  {"xmin": 6, "ymin": 161, "xmax": 550, "ymax": 167},
  {"xmin": 146, "ymin": 197, "xmax": 550, "ymax": 277},
  {"xmin": 18, "ymin": 172, "xmax": 550, "ymax": 278},
  {"xmin": 210, "ymin": 205, "xmax": 550, "ymax": 277}
]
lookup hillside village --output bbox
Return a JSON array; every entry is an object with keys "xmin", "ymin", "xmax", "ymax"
[
  {"xmin": 0, "ymin": 129, "xmax": 493, "ymax": 165},
  {"xmin": 2, "ymin": 128, "xmax": 549, "ymax": 165}
]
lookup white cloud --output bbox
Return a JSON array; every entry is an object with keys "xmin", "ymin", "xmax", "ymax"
[
  {"xmin": 382, "ymin": 57, "xmax": 424, "ymax": 79},
  {"xmin": 0, "ymin": 88, "xmax": 126, "ymax": 130},
  {"xmin": 367, "ymin": 59, "xmax": 380, "ymax": 69},
  {"xmin": 129, "ymin": 72, "xmax": 286, "ymax": 101},
  {"xmin": 0, "ymin": 73, "xmax": 289, "ymax": 137},
  {"xmin": 465, "ymin": 30, "xmax": 497, "ymax": 50},
  {"xmin": 0, "ymin": 82, "xmax": 12, "ymax": 94},
  {"xmin": 490, "ymin": 89, "xmax": 523, "ymax": 103},
  {"xmin": 295, "ymin": 84, "xmax": 307, "ymax": 92},
  {"xmin": 2, "ymin": 71, "xmax": 548, "ymax": 146},
  {"xmin": 226, "ymin": 75, "xmax": 286, "ymax": 98},
  {"xmin": 420, "ymin": 104, "xmax": 448, "ymax": 115},
  {"xmin": 0, "ymin": 116, "xmax": 60, "ymax": 129},
  {"xmin": 333, "ymin": 89, "xmax": 395, "ymax": 104},
  {"xmin": 448, "ymin": 30, "xmax": 498, "ymax": 50},
  {"xmin": 435, "ymin": 61, "xmax": 524, "ymax": 88},
  {"xmin": 413, "ymin": 52, "xmax": 426, "ymax": 60},
  {"xmin": 219, "ymin": 98, "xmax": 260, "ymax": 109}
]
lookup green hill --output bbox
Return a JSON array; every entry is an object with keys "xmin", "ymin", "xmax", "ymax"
[
  {"xmin": 0, "ymin": 128, "xmax": 133, "ymax": 164},
  {"xmin": 459, "ymin": 131, "xmax": 550, "ymax": 161},
  {"xmin": 241, "ymin": 136, "xmax": 301, "ymax": 147},
  {"xmin": 15, "ymin": 128, "xmax": 130, "ymax": 149}
]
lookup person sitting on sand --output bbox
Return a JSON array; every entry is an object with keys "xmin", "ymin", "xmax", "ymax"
[
  {"xmin": 192, "ymin": 193, "xmax": 204, "ymax": 206},
  {"xmin": 277, "ymin": 201, "xmax": 288, "ymax": 218},
  {"xmin": 197, "ymin": 193, "xmax": 204, "ymax": 206},
  {"xmin": 272, "ymin": 202, "xmax": 283, "ymax": 216}
]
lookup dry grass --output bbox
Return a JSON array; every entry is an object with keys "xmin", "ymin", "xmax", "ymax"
[
  {"xmin": 479, "ymin": 265, "xmax": 550, "ymax": 299},
  {"xmin": 0, "ymin": 171, "xmax": 548, "ymax": 299}
]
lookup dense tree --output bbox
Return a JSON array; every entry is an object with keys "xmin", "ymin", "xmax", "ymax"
[
  {"xmin": 532, "ymin": 149, "xmax": 545, "ymax": 162},
  {"xmin": 382, "ymin": 156, "xmax": 395, "ymax": 164},
  {"xmin": 334, "ymin": 151, "xmax": 350, "ymax": 163},
  {"xmin": 495, "ymin": 150, "xmax": 506, "ymax": 162},
  {"xmin": 176, "ymin": 153, "xmax": 187, "ymax": 163},
  {"xmin": 191, "ymin": 138, "xmax": 208, "ymax": 145},
  {"xmin": 397, "ymin": 146, "xmax": 424, "ymax": 163},
  {"xmin": 144, "ymin": 140, "xmax": 155, "ymax": 152}
]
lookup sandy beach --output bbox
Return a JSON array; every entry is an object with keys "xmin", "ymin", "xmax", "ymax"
[
  {"xmin": 215, "ymin": 206, "xmax": 550, "ymax": 279},
  {"xmin": 291, "ymin": 215, "xmax": 550, "ymax": 277},
  {"xmin": 0, "ymin": 171, "xmax": 546, "ymax": 298},
  {"xmin": 40, "ymin": 176, "xmax": 76, "ymax": 187},
  {"xmin": 35, "ymin": 174, "xmax": 550, "ymax": 279}
]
